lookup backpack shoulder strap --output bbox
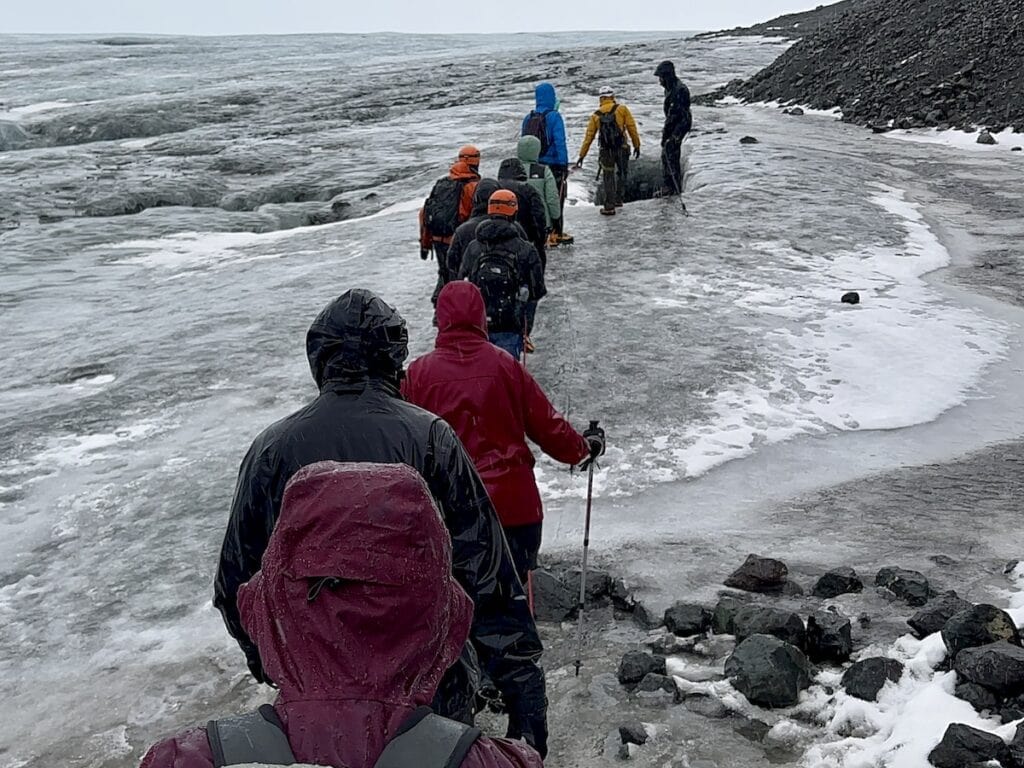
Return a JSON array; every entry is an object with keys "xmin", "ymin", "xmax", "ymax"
[
  {"xmin": 207, "ymin": 705, "xmax": 296, "ymax": 767},
  {"xmin": 374, "ymin": 707, "xmax": 481, "ymax": 768}
]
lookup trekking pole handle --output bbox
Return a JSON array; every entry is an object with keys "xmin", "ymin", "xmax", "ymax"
[{"xmin": 588, "ymin": 419, "xmax": 599, "ymax": 431}]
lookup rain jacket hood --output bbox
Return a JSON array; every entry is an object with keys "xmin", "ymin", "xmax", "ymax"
[
  {"xmin": 517, "ymin": 136, "xmax": 541, "ymax": 164},
  {"xmin": 306, "ymin": 289, "xmax": 408, "ymax": 388},
  {"xmin": 449, "ymin": 160, "xmax": 480, "ymax": 181},
  {"xmin": 435, "ymin": 281, "xmax": 487, "ymax": 338},
  {"xmin": 475, "ymin": 217, "xmax": 520, "ymax": 245},
  {"xmin": 498, "ymin": 158, "xmax": 528, "ymax": 182},
  {"xmin": 534, "ymin": 82, "xmax": 557, "ymax": 112},
  {"xmin": 237, "ymin": 461, "xmax": 473, "ymax": 707},
  {"xmin": 470, "ymin": 178, "xmax": 502, "ymax": 217}
]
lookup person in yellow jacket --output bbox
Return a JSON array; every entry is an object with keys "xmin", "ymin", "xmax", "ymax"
[{"xmin": 574, "ymin": 85, "xmax": 640, "ymax": 216}]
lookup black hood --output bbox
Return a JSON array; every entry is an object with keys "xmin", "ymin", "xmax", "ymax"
[
  {"xmin": 305, "ymin": 288, "xmax": 408, "ymax": 388},
  {"xmin": 475, "ymin": 217, "xmax": 521, "ymax": 245},
  {"xmin": 497, "ymin": 158, "xmax": 527, "ymax": 182},
  {"xmin": 471, "ymin": 178, "xmax": 501, "ymax": 217}
]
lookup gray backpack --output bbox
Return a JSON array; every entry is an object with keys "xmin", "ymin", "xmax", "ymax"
[{"xmin": 207, "ymin": 705, "xmax": 481, "ymax": 768}]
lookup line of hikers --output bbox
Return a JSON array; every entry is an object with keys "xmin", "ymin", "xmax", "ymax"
[{"xmin": 140, "ymin": 59, "xmax": 691, "ymax": 768}]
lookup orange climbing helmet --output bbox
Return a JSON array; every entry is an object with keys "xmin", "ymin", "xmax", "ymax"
[
  {"xmin": 458, "ymin": 144, "xmax": 481, "ymax": 166},
  {"xmin": 487, "ymin": 189, "xmax": 518, "ymax": 217}
]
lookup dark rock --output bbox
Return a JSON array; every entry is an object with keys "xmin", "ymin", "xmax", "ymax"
[
  {"xmin": 788, "ymin": 107, "xmax": 805, "ymax": 116},
  {"xmin": 636, "ymin": 672, "xmax": 680, "ymax": 701},
  {"xmin": 632, "ymin": 601, "xmax": 663, "ymax": 630},
  {"xmin": 731, "ymin": 716, "xmax": 771, "ymax": 742},
  {"xmin": 739, "ymin": 135, "xmax": 759, "ymax": 144},
  {"xmin": 1002, "ymin": 694, "xmax": 1024, "ymax": 725},
  {"xmin": 724, "ymin": 634, "xmax": 815, "ymax": 708},
  {"xmin": 841, "ymin": 657, "xmax": 904, "ymax": 701},
  {"xmin": 664, "ymin": 602, "xmax": 711, "ymax": 636},
  {"xmin": 874, "ymin": 566, "xmax": 933, "ymax": 606},
  {"xmin": 780, "ymin": 580, "xmax": 804, "ymax": 596},
  {"xmin": 618, "ymin": 722, "xmax": 648, "ymax": 746},
  {"xmin": 908, "ymin": 592, "xmax": 973, "ymax": 639},
  {"xmin": 683, "ymin": 693, "xmax": 731, "ymax": 718},
  {"xmin": 928, "ymin": 554, "xmax": 957, "ymax": 566},
  {"xmin": 977, "ymin": 130, "xmax": 998, "ymax": 145},
  {"xmin": 733, "ymin": 605, "xmax": 807, "ymax": 649},
  {"xmin": 618, "ymin": 650, "xmax": 666, "ymax": 686},
  {"xmin": 725, "ymin": 554, "xmax": 790, "ymax": 594},
  {"xmin": 806, "ymin": 611, "xmax": 853, "ymax": 663},
  {"xmin": 942, "ymin": 604, "xmax": 1022, "ymax": 658},
  {"xmin": 954, "ymin": 642, "xmax": 1024, "ymax": 696},
  {"xmin": 812, "ymin": 567, "xmax": 863, "ymax": 598},
  {"xmin": 530, "ymin": 569, "xmax": 576, "ymax": 622},
  {"xmin": 1009, "ymin": 723, "xmax": 1024, "ymax": 768},
  {"xmin": 840, "ymin": 291, "xmax": 860, "ymax": 305},
  {"xmin": 927, "ymin": 723, "xmax": 1009, "ymax": 768},
  {"xmin": 610, "ymin": 578, "xmax": 633, "ymax": 611},
  {"xmin": 954, "ymin": 682, "xmax": 1000, "ymax": 714},
  {"xmin": 713, "ymin": 595, "xmax": 749, "ymax": 634},
  {"xmin": 1013, "ymin": 146, "xmax": 1022, "ymax": 152}
]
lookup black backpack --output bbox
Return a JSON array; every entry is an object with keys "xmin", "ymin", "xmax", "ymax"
[
  {"xmin": 468, "ymin": 243, "xmax": 524, "ymax": 331},
  {"xmin": 207, "ymin": 704, "xmax": 481, "ymax": 768},
  {"xmin": 597, "ymin": 104, "xmax": 624, "ymax": 151},
  {"xmin": 522, "ymin": 110, "xmax": 550, "ymax": 158},
  {"xmin": 424, "ymin": 178, "xmax": 468, "ymax": 238}
]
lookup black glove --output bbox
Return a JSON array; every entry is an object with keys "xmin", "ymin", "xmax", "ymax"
[
  {"xmin": 573, "ymin": 158, "xmax": 583, "ymax": 170},
  {"xmin": 420, "ymin": 247, "xmax": 430, "ymax": 260},
  {"xmin": 632, "ymin": 146, "xmax": 641, "ymax": 159},
  {"xmin": 579, "ymin": 421, "xmax": 605, "ymax": 470}
]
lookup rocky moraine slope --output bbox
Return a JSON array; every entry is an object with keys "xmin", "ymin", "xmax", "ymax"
[{"xmin": 707, "ymin": 0, "xmax": 1024, "ymax": 133}]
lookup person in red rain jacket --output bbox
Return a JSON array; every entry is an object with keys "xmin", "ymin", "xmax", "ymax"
[
  {"xmin": 140, "ymin": 461, "xmax": 542, "ymax": 768},
  {"xmin": 402, "ymin": 281, "xmax": 604, "ymax": 584}
]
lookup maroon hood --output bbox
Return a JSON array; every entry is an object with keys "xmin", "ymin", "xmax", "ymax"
[
  {"xmin": 237, "ymin": 461, "xmax": 472, "ymax": 707},
  {"xmin": 436, "ymin": 281, "xmax": 488, "ymax": 339}
]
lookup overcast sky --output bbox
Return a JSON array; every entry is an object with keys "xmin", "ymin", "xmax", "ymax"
[{"xmin": 4, "ymin": 1, "xmax": 827, "ymax": 35}]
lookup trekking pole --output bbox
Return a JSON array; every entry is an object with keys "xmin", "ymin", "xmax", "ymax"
[{"xmin": 573, "ymin": 420, "xmax": 599, "ymax": 677}]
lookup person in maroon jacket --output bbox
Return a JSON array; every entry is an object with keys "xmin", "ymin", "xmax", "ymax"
[
  {"xmin": 140, "ymin": 461, "xmax": 542, "ymax": 768},
  {"xmin": 402, "ymin": 281, "xmax": 605, "ymax": 584}
]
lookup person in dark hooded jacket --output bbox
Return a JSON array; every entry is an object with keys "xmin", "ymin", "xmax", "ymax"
[
  {"xmin": 145, "ymin": 462, "xmax": 543, "ymax": 768},
  {"xmin": 654, "ymin": 60, "xmax": 692, "ymax": 196},
  {"xmin": 213, "ymin": 288, "xmax": 550, "ymax": 756},
  {"xmin": 433, "ymin": 178, "xmax": 508, "ymax": 304},
  {"xmin": 403, "ymin": 283, "xmax": 603, "ymax": 585},
  {"xmin": 497, "ymin": 158, "xmax": 547, "ymax": 268},
  {"xmin": 458, "ymin": 191, "xmax": 545, "ymax": 360}
]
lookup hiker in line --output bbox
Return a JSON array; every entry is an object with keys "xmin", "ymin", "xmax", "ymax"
[
  {"xmin": 459, "ymin": 143, "xmax": 482, "ymax": 176},
  {"xmin": 497, "ymin": 158, "xmax": 548, "ymax": 269},
  {"xmin": 457, "ymin": 191, "xmax": 545, "ymax": 360},
  {"xmin": 420, "ymin": 155, "xmax": 481, "ymax": 297},
  {"xmin": 516, "ymin": 136, "xmax": 560, "ymax": 247},
  {"xmin": 574, "ymin": 86, "xmax": 640, "ymax": 216},
  {"xmin": 521, "ymin": 83, "xmax": 573, "ymax": 246},
  {"xmin": 403, "ymin": 281, "xmax": 605, "ymax": 586},
  {"xmin": 145, "ymin": 462, "xmax": 542, "ymax": 768},
  {"xmin": 214, "ymin": 288, "xmax": 550, "ymax": 756},
  {"xmin": 434, "ymin": 178, "xmax": 502, "ymax": 304},
  {"xmin": 654, "ymin": 61, "xmax": 692, "ymax": 196}
]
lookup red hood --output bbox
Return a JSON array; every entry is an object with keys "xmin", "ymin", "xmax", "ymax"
[
  {"xmin": 436, "ymin": 281, "xmax": 488, "ymax": 339},
  {"xmin": 237, "ymin": 461, "xmax": 473, "ymax": 706},
  {"xmin": 449, "ymin": 160, "xmax": 479, "ymax": 181}
]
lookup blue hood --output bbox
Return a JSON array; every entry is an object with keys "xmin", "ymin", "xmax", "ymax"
[{"xmin": 534, "ymin": 82, "xmax": 557, "ymax": 112}]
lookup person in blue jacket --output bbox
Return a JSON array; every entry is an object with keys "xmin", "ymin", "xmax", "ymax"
[{"xmin": 521, "ymin": 83, "xmax": 573, "ymax": 246}]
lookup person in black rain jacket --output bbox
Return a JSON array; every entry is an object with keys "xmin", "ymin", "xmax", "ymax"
[
  {"xmin": 654, "ymin": 60, "xmax": 692, "ymax": 196},
  {"xmin": 496, "ymin": 158, "xmax": 548, "ymax": 269},
  {"xmin": 213, "ymin": 288, "xmax": 550, "ymax": 757}
]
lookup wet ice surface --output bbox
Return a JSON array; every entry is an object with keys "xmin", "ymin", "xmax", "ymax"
[{"xmin": 2, "ymin": 32, "xmax": 1024, "ymax": 768}]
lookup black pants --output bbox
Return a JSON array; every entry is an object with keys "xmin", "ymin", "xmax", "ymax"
[
  {"xmin": 505, "ymin": 522, "xmax": 543, "ymax": 586},
  {"xmin": 430, "ymin": 241, "xmax": 450, "ymax": 305},
  {"xmin": 599, "ymin": 146, "xmax": 629, "ymax": 209},
  {"xmin": 548, "ymin": 164, "xmax": 568, "ymax": 234},
  {"xmin": 662, "ymin": 137, "xmax": 683, "ymax": 195}
]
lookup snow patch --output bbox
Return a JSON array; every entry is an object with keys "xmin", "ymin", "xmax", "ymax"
[{"xmin": 887, "ymin": 127, "xmax": 1024, "ymax": 152}]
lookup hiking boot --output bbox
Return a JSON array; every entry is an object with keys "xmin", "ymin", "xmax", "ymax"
[
  {"xmin": 524, "ymin": 336, "xmax": 536, "ymax": 354},
  {"xmin": 556, "ymin": 232, "xmax": 575, "ymax": 245},
  {"xmin": 600, "ymin": 207, "xmax": 616, "ymax": 216},
  {"xmin": 615, "ymin": 200, "xmax": 624, "ymax": 207},
  {"xmin": 546, "ymin": 232, "xmax": 560, "ymax": 248}
]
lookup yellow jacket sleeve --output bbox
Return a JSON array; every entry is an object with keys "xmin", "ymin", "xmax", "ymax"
[
  {"xmin": 578, "ymin": 112, "xmax": 600, "ymax": 161},
  {"xmin": 619, "ymin": 105, "xmax": 640, "ymax": 151}
]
